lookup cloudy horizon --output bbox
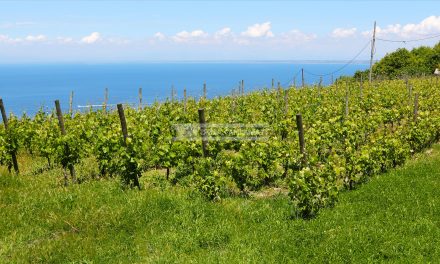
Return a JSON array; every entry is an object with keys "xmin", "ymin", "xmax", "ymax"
[{"xmin": 1, "ymin": 1, "xmax": 439, "ymax": 63}]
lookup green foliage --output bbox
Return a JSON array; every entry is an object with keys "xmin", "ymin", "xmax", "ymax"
[
  {"xmin": 115, "ymin": 137, "xmax": 142, "ymax": 188},
  {"xmin": 0, "ymin": 115, "xmax": 20, "ymax": 171},
  {"xmin": 1, "ymin": 77, "xmax": 440, "ymax": 216},
  {"xmin": 192, "ymin": 157, "xmax": 227, "ymax": 200},
  {"xmin": 354, "ymin": 41, "xmax": 440, "ymax": 79},
  {"xmin": 2, "ymin": 144, "xmax": 440, "ymax": 262},
  {"xmin": 375, "ymin": 48, "xmax": 414, "ymax": 78},
  {"xmin": 31, "ymin": 110, "xmax": 59, "ymax": 167},
  {"xmin": 289, "ymin": 166, "xmax": 339, "ymax": 218},
  {"xmin": 0, "ymin": 126, "xmax": 10, "ymax": 167}
]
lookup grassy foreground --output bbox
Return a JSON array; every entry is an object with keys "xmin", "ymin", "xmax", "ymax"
[{"xmin": 1, "ymin": 144, "xmax": 440, "ymax": 263}]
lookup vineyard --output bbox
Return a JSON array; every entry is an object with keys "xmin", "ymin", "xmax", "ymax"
[{"xmin": 1, "ymin": 77, "xmax": 440, "ymax": 218}]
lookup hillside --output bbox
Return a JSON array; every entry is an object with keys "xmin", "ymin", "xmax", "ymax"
[
  {"xmin": 1, "ymin": 143, "xmax": 439, "ymax": 263},
  {"xmin": 1, "ymin": 76, "xmax": 440, "ymax": 262}
]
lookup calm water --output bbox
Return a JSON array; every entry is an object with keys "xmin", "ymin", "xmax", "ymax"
[{"xmin": 0, "ymin": 63, "xmax": 368, "ymax": 115}]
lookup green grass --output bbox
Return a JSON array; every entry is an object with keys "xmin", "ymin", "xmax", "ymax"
[{"xmin": 1, "ymin": 145, "xmax": 440, "ymax": 263}]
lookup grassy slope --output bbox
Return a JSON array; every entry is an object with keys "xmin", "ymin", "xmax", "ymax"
[{"xmin": 1, "ymin": 144, "xmax": 440, "ymax": 263}]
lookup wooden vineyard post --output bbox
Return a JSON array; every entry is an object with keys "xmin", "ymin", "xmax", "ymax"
[
  {"xmin": 69, "ymin": 91, "xmax": 74, "ymax": 117},
  {"xmin": 138, "ymin": 87, "xmax": 143, "ymax": 111},
  {"xmin": 296, "ymin": 114, "xmax": 306, "ymax": 165},
  {"xmin": 198, "ymin": 108, "xmax": 209, "ymax": 157},
  {"xmin": 55, "ymin": 100, "xmax": 76, "ymax": 185},
  {"xmin": 103, "ymin": 87, "xmax": 108, "ymax": 113},
  {"xmin": 241, "ymin": 80, "xmax": 244, "ymax": 95},
  {"xmin": 0, "ymin": 99, "xmax": 19, "ymax": 174},
  {"xmin": 331, "ymin": 74, "xmax": 334, "ymax": 85},
  {"xmin": 413, "ymin": 93, "xmax": 419, "ymax": 123},
  {"xmin": 171, "ymin": 85, "xmax": 175, "ymax": 102},
  {"xmin": 293, "ymin": 77, "xmax": 296, "ymax": 88},
  {"xmin": 369, "ymin": 21, "xmax": 377, "ymax": 83},
  {"xmin": 203, "ymin": 82, "xmax": 207, "ymax": 99},
  {"xmin": 301, "ymin": 68, "xmax": 305, "ymax": 88},
  {"xmin": 272, "ymin": 78, "xmax": 274, "ymax": 89},
  {"xmin": 117, "ymin": 104, "xmax": 128, "ymax": 143},
  {"xmin": 117, "ymin": 103, "xmax": 141, "ymax": 189}
]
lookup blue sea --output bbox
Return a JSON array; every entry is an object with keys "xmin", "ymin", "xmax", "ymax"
[{"xmin": 0, "ymin": 62, "xmax": 369, "ymax": 115}]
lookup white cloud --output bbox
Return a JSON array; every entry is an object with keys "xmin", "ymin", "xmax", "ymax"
[
  {"xmin": 189, "ymin": 30, "xmax": 206, "ymax": 37},
  {"xmin": 233, "ymin": 29, "xmax": 315, "ymax": 46},
  {"xmin": 56, "ymin": 37, "xmax": 74, "ymax": 44},
  {"xmin": 154, "ymin": 32, "xmax": 166, "ymax": 41},
  {"xmin": 280, "ymin": 30, "xmax": 317, "ymax": 42},
  {"xmin": 361, "ymin": 30, "xmax": 372, "ymax": 38},
  {"xmin": 25, "ymin": 35, "xmax": 47, "ymax": 42},
  {"xmin": 331, "ymin": 27, "xmax": 357, "ymax": 38},
  {"xmin": 0, "ymin": 33, "xmax": 131, "ymax": 46},
  {"xmin": 241, "ymin": 22, "xmax": 274, "ymax": 38},
  {"xmin": 0, "ymin": 34, "xmax": 47, "ymax": 44},
  {"xmin": 363, "ymin": 16, "xmax": 440, "ymax": 39},
  {"xmin": 0, "ymin": 35, "xmax": 20, "ymax": 44},
  {"xmin": 81, "ymin": 32, "xmax": 101, "ymax": 44},
  {"xmin": 362, "ymin": 24, "xmax": 403, "ymax": 38},
  {"xmin": 154, "ymin": 28, "xmax": 231, "ymax": 43},
  {"xmin": 214, "ymin": 27, "xmax": 232, "ymax": 39},
  {"xmin": 172, "ymin": 30, "xmax": 208, "ymax": 43},
  {"xmin": 402, "ymin": 15, "xmax": 440, "ymax": 35}
]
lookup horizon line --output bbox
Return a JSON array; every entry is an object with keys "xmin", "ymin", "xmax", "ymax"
[{"xmin": 0, "ymin": 59, "xmax": 372, "ymax": 65}]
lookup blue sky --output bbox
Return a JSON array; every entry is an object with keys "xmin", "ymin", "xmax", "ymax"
[{"xmin": 1, "ymin": 1, "xmax": 439, "ymax": 63}]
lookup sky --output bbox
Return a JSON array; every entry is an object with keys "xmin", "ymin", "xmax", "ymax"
[{"xmin": 1, "ymin": 1, "xmax": 440, "ymax": 63}]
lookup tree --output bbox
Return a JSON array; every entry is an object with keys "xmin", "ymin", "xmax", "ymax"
[
  {"xmin": 428, "ymin": 42, "xmax": 440, "ymax": 72},
  {"xmin": 373, "ymin": 48, "xmax": 413, "ymax": 78},
  {"xmin": 353, "ymin": 41, "xmax": 440, "ymax": 80},
  {"xmin": 410, "ymin": 46, "xmax": 433, "ymax": 74}
]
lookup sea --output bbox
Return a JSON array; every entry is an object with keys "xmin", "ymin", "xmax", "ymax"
[{"xmin": 0, "ymin": 62, "xmax": 369, "ymax": 116}]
